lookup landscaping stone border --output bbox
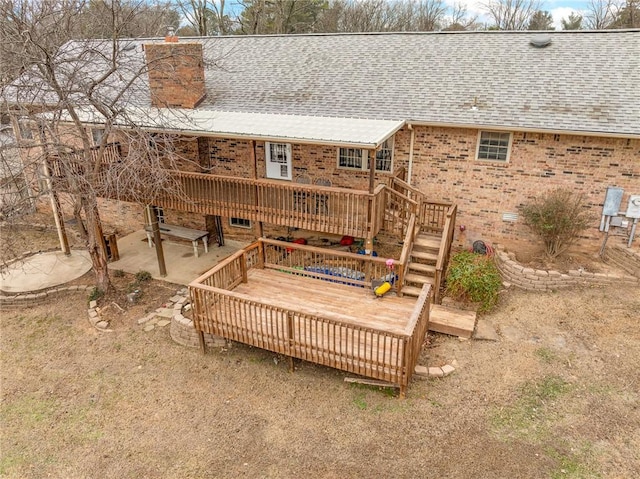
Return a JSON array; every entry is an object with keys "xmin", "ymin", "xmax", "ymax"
[
  {"xmin": 167, "ymin": 289, "xmax": 227, "ymax": 349},
  {"xmin": 495, "ymin": 248, "xmax": 639, "ymax": 291},
  {"xmin": 0, "ymin": 284, "xmax": 93, "ymax": 310},
  {"xmin": 603, "ymin": 245, "xmax": 640, "ymax": 278}
]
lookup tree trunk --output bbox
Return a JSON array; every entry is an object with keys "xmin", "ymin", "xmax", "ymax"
[{"xmin": 81, "ymin": 195, "xmax": 111, "ymax": 293}]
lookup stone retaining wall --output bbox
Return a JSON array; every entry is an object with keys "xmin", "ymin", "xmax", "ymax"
[
  {"xmin": 495, "ymin": 249, "xmax": 639, "ymax": 291},
  {"xmin": 170, "ymin": 310, "xmax": 227, "ymax": 349},
  {"xmin": 0, "ymin": 285, "xmax": 93, "ymax": 309},
  {"xmin": 603, "ymin": 245, "xmax": 640, "ymax": 278}
]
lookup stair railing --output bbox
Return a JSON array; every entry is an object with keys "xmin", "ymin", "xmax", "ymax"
[
  {"xmin": 396, "ymin": 212, "xmax": 418, "ymax": 297},
  {"xmin": 434, "ymin": 204, "xmax": 457, "ymax": 304}
]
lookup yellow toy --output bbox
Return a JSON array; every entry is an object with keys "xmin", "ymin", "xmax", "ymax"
[{"xmin": 374, "ymin": 281, "xmax": 392, "ymax": 297}]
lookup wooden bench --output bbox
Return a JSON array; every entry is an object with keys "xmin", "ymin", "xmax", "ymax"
[{"xmin": 144, "ymin": 224, "xmax": 209, "ymax": 258}]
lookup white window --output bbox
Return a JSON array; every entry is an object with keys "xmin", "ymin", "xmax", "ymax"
[
  {"xmin": 338, "ymin": 138, "xmax": 393, "ymax": 173},
  {"xmin": 369, "ymin": 138, "xmax": 394, "ymax": 172},
  {"xmin": 92, "ymin": 128, "xmax": 105, "ymax": 146},
  {"xmin": 230, "ymin": 217, "xmax": 251, "ymax": 229},
  {"xmin": 476, "ymin": 131, "xmax": 512, "ymax": 162},
  {"xmin": 338, "ymin": 148, "xmax": 365, "ymax": 169},
  {"xmin": 17, "ymin": 119, "xmax": 33, "ymax": 140},
  {"xmin": 265, "ymin": 142, "xmax": 292, "ymax": 180}
]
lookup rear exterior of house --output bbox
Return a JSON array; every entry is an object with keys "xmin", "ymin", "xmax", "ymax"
[{"xmin": 9, "ymin": 30, "xmax": 640, "ymax": 251}]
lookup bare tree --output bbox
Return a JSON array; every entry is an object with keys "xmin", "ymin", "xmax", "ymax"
[
  {"xmin": 584, "ymin": 0, "xmax": 618, "ymax": 29},
  {"xmin": 175, "ymin": 0, "xmax": 232, "ymax": 36},
  {"xmin": 482, "ymin": 0, "xmax": 542, "ymax": 30},
  {"xmin": 1, "ymin": 0, "xmax": 197, "ymax": 292},
  {"xmin": 443, "ymin": 2, "xmax": 479, "ymax": 30}
]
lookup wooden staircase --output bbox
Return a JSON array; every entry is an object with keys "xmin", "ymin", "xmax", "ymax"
[
  {"xmin": 402, "ymin": 233, "xmax": 441, "ymax": 298},
  {"xmin": 401, "ymin": 231, "xmax": 477, "ymax": 339}
]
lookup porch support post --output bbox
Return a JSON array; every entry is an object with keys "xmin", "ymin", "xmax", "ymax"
[
  {"xmin": 251, "ymin": 140, "xmax": 264, "ymax": 238},
  {"xmin": 42, "ymin": 160, "xmax": 70, "ymax": 255},
  {"xmin": 366, "ymin": 148, "xmax": 376, "ymax": 255},
  {"xmin": 146, "ymin": 205, "xmax": 167, "ymax": 277}
]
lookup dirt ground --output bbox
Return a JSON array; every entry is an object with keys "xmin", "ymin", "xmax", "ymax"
[{"xmin": 1, "ymin": 224, "xmax": 639, "ymax": 478}]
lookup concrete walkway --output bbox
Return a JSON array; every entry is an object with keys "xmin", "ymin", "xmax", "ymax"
[
  {"xmin": 107, "ymin": 230, "xmax": 246, "ymax": 285},
  {"xmin": 0, "ymin": 250, "xmax": 92, "ymax": 293}
]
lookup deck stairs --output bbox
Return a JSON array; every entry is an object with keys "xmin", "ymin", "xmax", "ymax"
[
  {"xmin": 402, "ymin": 232, "xmax": 441, "ymax": 298},
  {"xmin": 402, "ymin": 231, "xmax": 477, "ymax": 339}
]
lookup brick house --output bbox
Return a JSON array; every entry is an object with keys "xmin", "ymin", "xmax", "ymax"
[
  {"xmin": 6, "ymin": 30, "xmax": 639, "ymax": 393},
  {"xmin": 8, "ymin": 30, "xmax": 640, "ymax": 254}
]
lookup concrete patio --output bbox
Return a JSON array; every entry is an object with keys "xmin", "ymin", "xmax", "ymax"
[{"xmin": 107, "ymin": 230, "xmax": 247, "ymax": 285}]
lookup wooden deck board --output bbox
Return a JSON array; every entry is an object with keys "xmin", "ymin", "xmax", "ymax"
[
  {"xmin": 429, "ymin": 304, "xmax": 476, "ymax": 338},
  {"xmin": 233, "ymin": 269, "xmax": 416, "ymax": 335}
]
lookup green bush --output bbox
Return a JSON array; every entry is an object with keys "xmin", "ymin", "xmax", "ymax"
[
  {"xmin": 445, "ymin": 251, "xmax": 502, "ymax": 312},
  {"xmin": 112, "ymin": 269, "xmax": 125, "ymax": 278},
  {"xmin": 519, "ymin": 189, "xmax": 592, "ymax": 259},
  {"xmin": 134, "ymin": 270, "xmax": 152, "ymax": 282},
  {"xmin": 88, "ymin": 287, "xmax": 104, "ymax": 303}
]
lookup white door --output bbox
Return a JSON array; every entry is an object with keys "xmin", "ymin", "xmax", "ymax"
[{"xmin": 265, "ymin": 142, "xmax": 292, "ymax": 180}]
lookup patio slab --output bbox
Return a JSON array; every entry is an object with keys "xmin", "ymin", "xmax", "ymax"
[
  {"xmin": 1, "ymin": 250, "xmax": 92, "ymax": 293},
  {"xmin": 107, "ymin": 230, "xmax": 246, "ymax": 285}
]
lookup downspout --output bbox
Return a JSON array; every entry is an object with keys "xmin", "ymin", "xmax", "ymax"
[{"xmin": 407, "ymin": 123, "xmax": 415, "ymax": 187}]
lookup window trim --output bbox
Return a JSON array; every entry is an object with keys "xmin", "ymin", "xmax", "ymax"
[
  {"xmin": 337, "ymin": 138, "xmax": 394, "ymax": 173},
  {"xmin": 91, "ymin": 128, "xmax": 106, "ymax": 146},
  {"xmin": 15, "ymin": 117, "xmax": 34, "ymax": 141},
  {"xmin": 229, "ymin": 217, "xmax": 252, "ymax": 229},
  {"xmin": 476, "ymin": 130, "xmax": 513, "ymax": 163},
  {"xmin": 265, "ymin": 142, "xmax": 292, "ymax": 180}
]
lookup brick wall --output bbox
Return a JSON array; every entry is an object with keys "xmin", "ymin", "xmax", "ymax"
[
  {"xmin": 402, "ymin": 126, "xmax": 640, "ymax": 251},
  {"xmin": 24, "ymin": 123, "xmax": 639, "ymax": 252}
]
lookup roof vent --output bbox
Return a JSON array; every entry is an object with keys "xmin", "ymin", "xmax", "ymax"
[{"xmin": 530, "ymin": 34, "xmax": 552, "ymax": 48}]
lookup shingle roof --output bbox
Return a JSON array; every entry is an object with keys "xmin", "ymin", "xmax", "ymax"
[
  {"xmin": 196, "ymin": 30, "xmax": 640, "ymax": 136},
  {"xmin": 8, "ymin": 30, "xmax": 640, "ymax": 137}
]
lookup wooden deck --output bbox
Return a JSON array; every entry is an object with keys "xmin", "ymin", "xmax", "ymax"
[
  {"xmin": 235, "ymin": 269, "xmax": 416, "ymax": 335},
  {"xmin": 189, "ymin": 239, "xmax": 431, "ymax": 396}
]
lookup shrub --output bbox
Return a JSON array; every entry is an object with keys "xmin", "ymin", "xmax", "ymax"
[
  {"xmin": 88, "ymin": 287, "xmax": 104, "ymax": 303},
  {"xmin": 519, "ymin": 189, "xmax": 593, "ymax": 259},
  {"xmin": 445, "ymin": 251, "xmax": 502, "ymax": 312},
  {"xmin": 134, "ymin": 270, "xmax": 152, "ymax": 282},
  {"xmin": 112, "ymin": 269, "xmax": 125, "ymax": 278}
]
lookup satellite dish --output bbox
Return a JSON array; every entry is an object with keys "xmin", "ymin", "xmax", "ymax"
[{"xmin": 530, "ymin": 34, "xmax": 552, "ymax": 48}]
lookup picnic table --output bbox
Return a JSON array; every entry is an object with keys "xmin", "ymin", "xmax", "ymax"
[{"xmin": 144, "ymin": 224, "xmax": 209, "ymax": 258}]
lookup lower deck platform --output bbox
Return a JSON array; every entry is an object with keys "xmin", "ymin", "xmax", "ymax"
[{"xmin": 190, "ymin": 246, "xmax": 432, "ymax": 395}]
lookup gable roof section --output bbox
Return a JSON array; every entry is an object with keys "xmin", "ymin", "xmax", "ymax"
[{"xmin": 7, "ymin": 30, "xmax": 640, "ymax": 139}]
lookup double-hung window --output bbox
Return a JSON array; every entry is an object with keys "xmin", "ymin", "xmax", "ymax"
[
  {"xmin": 476, "ymin": 131, "xmax": 512, "ymax": 162},
  {"xmin": 337, "ymin": 137, "xmax": 394, "ymax": 173}
]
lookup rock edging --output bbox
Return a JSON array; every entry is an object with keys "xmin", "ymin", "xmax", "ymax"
[
  {"xmin": 0, "ymin": 284, "xmax": 93, "ymax": 309},
  {"xmin": 495, "ymin": 248, "xmax": 639, "ymax": 291},
  {"xmin": 602, "ymin": 245, "xmax": 640, "ymax": 278}
]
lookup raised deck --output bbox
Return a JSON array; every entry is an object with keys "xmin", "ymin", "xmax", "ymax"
[{"xmin": 189, "ymin": 239, "xmax": 431, "ymax": 396}]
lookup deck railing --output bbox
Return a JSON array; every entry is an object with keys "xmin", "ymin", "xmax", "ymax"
[
  {"xmin": 389, "ymin": 177, "xmax": 450, "ymax": 234},
  {"xmin": 261, "ymin": 238, "xmax": 400, "ymax": 289},
  {"xmin": 48, "ymin": 142, "xmax": 121, "ymax": 179},
  {"xmin": 156, "ymin": 171, "xmax": 383, "ymax": 239},
  {"xmin": 434, "ymin": 204, "xmax": 457, "ymax": 304},
  {"xmin": 189, "ymin": 238, "xmax": 431, "ymax": 397}
]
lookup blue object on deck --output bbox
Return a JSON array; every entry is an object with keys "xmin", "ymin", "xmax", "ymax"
[{"xmin": 304, "ymin": 266, "xmax": 365, "ymax": 286}]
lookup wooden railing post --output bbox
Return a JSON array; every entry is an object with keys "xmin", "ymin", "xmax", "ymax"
[{"xmin": 241, "ymin": 251, "xmax": 248, "ymax": 283}]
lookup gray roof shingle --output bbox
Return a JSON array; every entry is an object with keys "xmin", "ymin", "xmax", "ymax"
[{"xmin": 8, "ymin": 30, "xmax": 640, "ymax": 137}]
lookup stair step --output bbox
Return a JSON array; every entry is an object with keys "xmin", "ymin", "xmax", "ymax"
[
  {"xmin": 405, "ymin": 273, "xmax": 435, "ymax": 284},
  {"xmin": 429, "ymin": 304, "xmax": 477, "ymax": 339},
  {"xmin": 400, "ymin": 285, "xmax": 426, "ymax": 297},
  {"xmin": 408, "ymin": 263, "xmax": 436, "ymax": 274},
  {"xmin": 410, "ymin": 251, "xmax": 438, "ymax": 262},
  {"xmin": 414, "ymin": 235, "xmax": 441, "ymax": 249}
]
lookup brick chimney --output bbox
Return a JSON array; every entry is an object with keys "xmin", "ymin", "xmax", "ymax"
[{"xmin": 144, "ymin": 36, "xmax": 206, "ymax": 109}]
